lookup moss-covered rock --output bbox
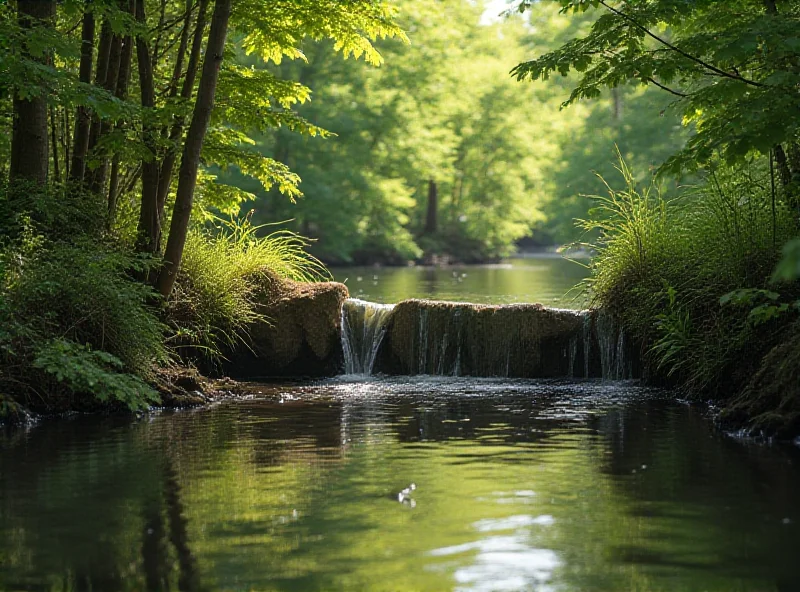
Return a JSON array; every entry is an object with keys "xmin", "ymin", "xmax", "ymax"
[
  {"xmin": 721, "ymin": 322, "xmax": 800, "ymax": 438},
  {"xmin": 0, "ymin": 394, "xmax": 32, "ymax": 425},
  {"xmin": 374, "ymin": 299, "xmax": 586, "ymax": 377},
  {"xmin": 224, "ymin": 273, "xmax": 349, "ymax": 378}
]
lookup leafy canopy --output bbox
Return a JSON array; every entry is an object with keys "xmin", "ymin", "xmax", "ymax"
[{"xmin": 511, "ymin": 0, "xmax": 800, "ymax": 172}]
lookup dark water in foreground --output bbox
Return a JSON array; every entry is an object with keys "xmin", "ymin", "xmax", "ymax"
[{"xmin": 2, "ymin": 377, "xmax": 799, "ymax": 591}]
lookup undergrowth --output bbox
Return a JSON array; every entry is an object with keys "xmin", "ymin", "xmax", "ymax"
[
  {"xmin": 167, "ymin": 216, "xmax": 330, "ymax": 366},
  {"xmin": 0, "ymin": 185, "xmax": 165, "ymax": 411},
  {"xmin": 0, "ymin": 184, "xmax": 330, "ymax": 414},
  {"xmin": 580, "ymin": 155, "xmax": 799, "ymax": 414}
]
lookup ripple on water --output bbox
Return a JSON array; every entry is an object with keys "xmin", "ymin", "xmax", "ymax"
[{"xmin": 2, "ymin": 376, "xmax": 800, "ymax": 591}]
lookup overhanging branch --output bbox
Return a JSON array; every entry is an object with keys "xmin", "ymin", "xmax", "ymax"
[{"xmin": 598, "ymin": 0, "xmax": 765, "ymax": 88}]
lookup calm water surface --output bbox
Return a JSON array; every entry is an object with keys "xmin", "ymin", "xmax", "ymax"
[
  {"xmin": 2, "ymin": 377, "xmax": 799, "ymax": 591},
  {"xmin": 331, "ymin": 256, "xmax": 589, "ymax": 307}
]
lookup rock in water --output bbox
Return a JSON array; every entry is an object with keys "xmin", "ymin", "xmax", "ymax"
[
  {"xmin": 223, "ymin": 272, "xmax": 349, "ymax": 378},
  {"xmin": 375, "ymin": 299, "xmax": 586, "ymax": 378}
]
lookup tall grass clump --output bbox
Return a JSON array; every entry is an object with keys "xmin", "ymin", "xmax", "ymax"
[
  {"xmin": 168, "ymin": 216, "xmax": 330, "ymax": 364},
  {"xmin": 581, "ymin": 156, "xmax": 798, "ymax": 395}
]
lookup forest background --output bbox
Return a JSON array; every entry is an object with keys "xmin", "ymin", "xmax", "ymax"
[
  {"xmin": 1, "ymin": 0, "xmax": 799, "ymax": 434},
  {"xmin": 223, "ymin": 0, "xmax": 688, "ymax": 265}
]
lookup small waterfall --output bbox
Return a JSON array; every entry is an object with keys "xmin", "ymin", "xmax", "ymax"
[
  {"xmin": 595, "ymin": 311, "xmax": 634, "ymax": 380},
  {"xmin": 339, "ymin": 299, "xmax": 638, "ymax": 380},
  {"xmin": 341, "ymin": 299, "xmax": 395, "ymax": 375},
  {"xmin": 563, "ymin": 310, "xmax": 634, "ymax": 380},
  {"xmin": 386, "ymin": 300, "xmax": 586, "ymax": 378}
]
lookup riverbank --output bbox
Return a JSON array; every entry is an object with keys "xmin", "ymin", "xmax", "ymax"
[{"xmin": 580, "ymin": 167, "xmax": 800, "ymax": 439}]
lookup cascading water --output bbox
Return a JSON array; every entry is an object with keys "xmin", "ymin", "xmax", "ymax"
[
  {"xmin": 566, "ymin": 310, "xmax": 634, "ymax": 380},
  {"xmin": 340, "ymin": 298, "xmax": 637, "ymax": 379},
  {"xmin": 595, "ymin": 310, "xmax": 634, "ymax": 380},
  {"xmin": 341, "ymin": 299, "xmax": 395, "ymax": 375}
]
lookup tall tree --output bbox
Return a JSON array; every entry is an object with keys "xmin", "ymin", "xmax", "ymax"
[
  {"xmin": 70, "ymin": 5, "xmax": 95, "ymax": 183},
  {"xmin": 135, "ymin": 0, "xmax": 163, "ymax": 253},
  {"xmin": 157, "ymin": 0, "xmax": 232, "ymax": 297},
  {"xmin": 10, "ymin": 0, "xmax": 56, "ymax": 186}
]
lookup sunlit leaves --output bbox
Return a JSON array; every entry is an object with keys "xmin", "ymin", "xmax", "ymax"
[
  {"xmin": 235, "ymin": 0, "xmax": 407, "ymax": 65},
  {"xmin": 203, "ymin": 128, "xmax": 302, "ymax": 201},
  {"xmin": 513, "ymin": 0, "xmax": 800, "ymax": 172}
]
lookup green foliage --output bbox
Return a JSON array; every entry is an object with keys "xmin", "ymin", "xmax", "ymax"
[
  {"xmin": 0, "ymin": 236, "xmax": 165, "ymax": 410},
  {"xmin": 32, "ymin": 339, "xmax": 159, "ymax": 411},
  {"xmin": 220, "ymin": 0, "xmax": 558, "ymax": 262},
  {"xmin": 512, "ymin": 0, "xmax": 800, "ymax": 173},
  {"xmin": 0, "ymin": 180, "xmax": 166, "ymax": 411},
  {"xmin": 216, "ymin": 0, "xmax": 690, "ymax": 257},
  {"xmin": 169, "ymin": 216, "xmax": 329, "ymax": 362},
  {"xmin": 772, "ymin": 236, "xmax": 800, "ymax": 282},
  {"xmin": 583, "ymin": 155, "xmax": 797, "ymax": 392},
  {"xmin": 0, "ymin": 180, "xmax": 107, "ymax": 241},
  {"xmin": 651, "ymin": 284, "xmax": 697, "ymax": 377}
]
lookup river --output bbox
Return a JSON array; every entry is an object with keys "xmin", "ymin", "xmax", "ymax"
[
  {"xmin": 331, "ymin": 255, "xmax": 590, "ymax": 307},
  {"xmin": 1, "ymin": 259, "xmax": 799, "ymax": 591}
]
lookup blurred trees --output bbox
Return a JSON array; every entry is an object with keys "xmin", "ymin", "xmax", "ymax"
[{"xmin": 226, "ymin": 0, "xmax": 687, "ymax": 262}]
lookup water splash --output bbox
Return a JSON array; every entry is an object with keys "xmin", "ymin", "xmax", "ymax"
[{"xmin": 341, "ymin": 299, "xmax": 395, "ymax": 375}]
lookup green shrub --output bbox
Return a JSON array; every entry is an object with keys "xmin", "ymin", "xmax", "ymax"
[
  {"xmin": 0, "ymin": 179, "xmax": 107, "ymax": 242},
  {"xmin": 0, "ymin": 227, "xmax": 165, "ymax": 411},
  {"xmin": 581, "ymin": 156, "xmax": 798, "ymax": 394},
  {"xmin": 32, "ymin": 339, "xmax": 159, "ymax": 411},
  {"xmin": 168, "ymin": 216, "xmax": 330, "ymax": 363}
]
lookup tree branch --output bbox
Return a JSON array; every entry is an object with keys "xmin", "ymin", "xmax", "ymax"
[
  {"xmin": 645, "ymin": 76, "xmax": 687, "ymax": 97},
  {"xmin": 598, "ymin": 0, "xmax": 765, "ymax": 88}
]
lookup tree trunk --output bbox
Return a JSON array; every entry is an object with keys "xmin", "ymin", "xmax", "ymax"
[
  {"xmin": 165, "ymin": 0, "xmax": 193, "ymax": 100},
  {"xmin": 157, "ymin": 0, "xmax": 232, "ymax": 298},
  {"xmin": 156, "ymin": 0, "xmax": 211, "ymax": 212},
  {"xmin": 62, "ymin": 108, "xmax": 72, "ymax": 178},
  {"xmin": 10, "ymin": 1, "xmax": 56, "ymax": 186},
  {"xmin": 50, "ymin": 106, "xmax": 61, "ymax": 183},
  {"xmin": 107, "ymin": 2, "xmax": 134, "ymax": 226},
  {"xmin": 775, "ymin": 144, "xmax": 792, "ymax": 187},
  {"xmin": 88, "ymin": 29, "xmax": 124, "ymax": 195},
  {"xmin": 84, "ymin": 19, "xmax": 113, "ymax": 180},
  {"xmin": 611, "ymin": 87, "xmax": 623, "ymax": 121},
  {"xmin": 424, "ymin": 179, "xmax": 438, "ymax": 235},
  {"xmin": 135, "ymin": 0, "xmax": 164, "ymax": 254},
  {"xmin": 70, "ymin": 5, "xmax": 95, "ymax": 183}
]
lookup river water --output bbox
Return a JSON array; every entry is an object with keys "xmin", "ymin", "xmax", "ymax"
[
  {"xmin": 2, "ymin": 260, "xmax": 800, "ymax": 591},
  {"xmin": 1, "ymin": 378, "xmax": 799, "ymax": 591},
  {"xmin": 331, "ymin": 256, "xmax": 590, "ymax": 307}
]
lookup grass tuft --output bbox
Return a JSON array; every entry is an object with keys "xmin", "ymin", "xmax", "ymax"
[
  {"xmin": 168, "ymin": 216, "xmax": 331, "ymax": 364},
  {"xmin": 579, "ymin": 154, "xmax": 798, "ymax": 395}
]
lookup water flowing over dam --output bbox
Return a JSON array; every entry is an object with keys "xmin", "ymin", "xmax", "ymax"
[
  {"xmin": 341, "ymin": 299, "xmax": 395, "ymax": 374},
  {"xmin": 340, "ymin": 298, "xmax": 636, "ymax": 379}
]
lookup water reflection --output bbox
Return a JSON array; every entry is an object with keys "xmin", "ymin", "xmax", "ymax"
[
  {"xmin": 1, "ymin": 378, "xmax": 799, "ymax": 591},
  {"xmin": 332, "ymin": 256, "xmax": 589, "ymax": 307}
]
